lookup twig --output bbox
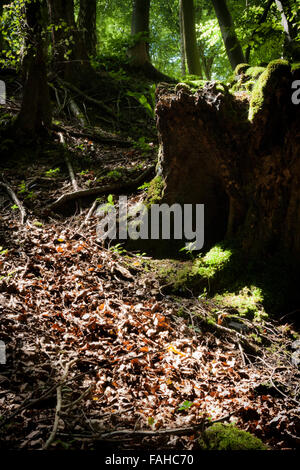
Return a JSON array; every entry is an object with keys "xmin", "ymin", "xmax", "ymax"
[
  {"xmin": 78, "ymin": 199, "xmax": 98, "ymax": 231},
  {"xmin": 0, "ymin": 181, "xmax": 26, "ymax": 224},
  {"xmin": 74, "ymin": 413, "xmax": 233, "ymax": 441},
  {"xmin": 43, "ymin": 359, "xmax": 77, "ymax": 450}
]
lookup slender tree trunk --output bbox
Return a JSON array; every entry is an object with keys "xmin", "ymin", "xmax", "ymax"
[
  {"xmin": 127, "ymin": 0, "xmax": 172, "ymax": 81},
  {"xmin": 211, "ymin": 0, "xmax": 245, "ymax": 70},
  {"xmin": 275, "ymin": 0, "xmax": 300, "ymax": 61},
  {"xmin": 179, "ymin": 0, "xmax": 186, "ymax": 76},
  {"xmin": 128, "ymin": 0, "xmax": 151, "ymax": 66},
  {"xmin": 78, "ymin": 0, "xmax": 97, "ymax": 57},
  {"xmin": 47, "ymin": 0, "xmax": 92, "ymax": 84},
  {"xmin": 15, "ymin": 0, "xmax": 51, "ymax": 133},
  {"xmin": 181, "ymin": 0, "xmax": 202, "ymax": 76}
]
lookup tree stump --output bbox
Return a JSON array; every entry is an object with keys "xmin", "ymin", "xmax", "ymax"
[{"xmin": 154, "ymin": 60, "xmax": 300, "ymax": 262}]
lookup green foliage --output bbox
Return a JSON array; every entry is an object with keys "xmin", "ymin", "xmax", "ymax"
[
  {"xmin": 199, "ymin": 423, "xmax": 268, "ymax": 450},
  {"xmin": 45, "ymin": 168, "xmax": 60, "ymax": 177},
  {"xmin": 178, "ymin": 400, "xmax": 193, "ymax": 411},
  {"xmin": 109, "ymin": 243, "xmax": 127, "ymax": 255}
]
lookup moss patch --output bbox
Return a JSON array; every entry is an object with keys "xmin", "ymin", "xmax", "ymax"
[
  {"xmin": 249, "ymin": 59, "xmax": 291, "ymax": 121},
  {"xmin": 234, "ymin": 63, "xmax": 250, "ymax": 75},
  {"xmin": 199, "ymin": 423, "xmax": 268, "ymax": 450},
  {"xmin": 145, "ymin": 175, "xmax": 165, "ymax": 207}
]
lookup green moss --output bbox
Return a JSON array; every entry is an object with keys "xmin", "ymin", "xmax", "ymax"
[
  {"xmin": 145, "ymin": 175, "xmax": 165, "ymax": 207},
  {"xmin": 249, "ymin": 59, "xmax": 291, "ymax": 121},
  {"xmin": 199, "ymin": 424, "xmax": 268, "ymax": 450},
  {"xmin": 214, "ymin": 286, "xmax": 268, "ymax": 321},
  {"xmin": 234, "ymin": 63, "xmax": 250, "ymax": 75},
  {"xmin": 291, "ymin": 62, "xmax": 300, "ymax": 72},
  {"xmin": 245, "ymin": 66, "xmax": 265, "ymax": 80}
]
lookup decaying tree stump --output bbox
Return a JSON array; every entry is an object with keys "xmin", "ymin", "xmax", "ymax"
[{"xmin": 153, "ymin": 60, "xmax": 300, "ymax": 262}]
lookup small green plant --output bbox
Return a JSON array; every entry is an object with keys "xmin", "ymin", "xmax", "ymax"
[
  {"xmin": 133, "ymin": 136, "xmax": 152, "ymax": 153},
  {"xmin": 106, "ymin": 169, "xmax": 123, "ymax": 181},
  {"xmin": 178, "ymin": 401, "xmax": 194, "ymax": 411},
  {"xmin": 126, "ymin": 90, "xmax": 154, "ymax": 118},
  {"xmin": 45, "ymin": 167, "xmax": 60, "ymax": 177},
  {"xmin": 11, "ymin": 204, "xmax": 19, "ymax": 210},
  {"xmin": 0, "ymin": 246, "xmax": 8, "ymax": 255},
  {"xmin": 18, "ymin": 181, "xmax": 27, "ymax": 194},
  {"xmin": 110, "ymin": 243, "xmax": 127, "ymax": 255},
  {"xmin": 138, "ymin": 181, "xmax": 151, "ymax": 191}
]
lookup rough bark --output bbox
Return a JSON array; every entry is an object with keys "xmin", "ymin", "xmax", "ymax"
[
  {"xmin": 15, "ymin": 0, "xmax": 52, "ymax": 133},
  {"xmin": 211, "ymin": 0, "xmax": 245, "ymax": 70},
  {"xmin": 154, "ymin": 61, "xmax": 300, "ymax": 263},
  {"xmin": 78, "ymin": 0, "xmax": 97, "ymax": 57},
  {"xmin": 181, "ymin": 0, "xmax": 202, "ymax": 76},
  {"xmin": 275, "ymin": 0, "xmax": 300, "ymax": 61}
]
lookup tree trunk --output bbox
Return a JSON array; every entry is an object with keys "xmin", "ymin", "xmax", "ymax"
[
  {"xmin": 211, "ymin": 0, "xmax": 245, "ymax": 70},
  {"xmin": 15, "ymin": 0, "xmax": 52, "ymax": 134},
  {"xmin": 181, "ymin": 0, "xmax": 202, "ymax": 76},
  {"xmin": 78, "ymin": 0, "xmax": 97, "ymax": 57},
  {"xmin": 128, "ymin": 0, "xmax": 151, "ymax": 67},
  {"xmin": 154, "ymin": 61, "xmax": 300, "ymax": 265},
  {"xmin": 127, "ymin": 0, "xmax": 173, "ymax": 82},
  {"xmin": 47, "ymin": 0, "xmax": 93, "ymax": 84},
  {"xmin": 179, "ymin": 0, "xmax": 186, "ymax": 76},
  {"xmin": 275, "ymin": 0, "xmax": 300, "ymax": 61}
]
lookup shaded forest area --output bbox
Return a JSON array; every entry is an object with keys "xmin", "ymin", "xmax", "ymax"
[{"xmin": 0, "ymin": 0, "xmax": 300, "ymax": 454}]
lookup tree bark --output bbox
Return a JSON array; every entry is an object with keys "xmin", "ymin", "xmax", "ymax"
[
  {"xmin": 275, "ymin": 0, "xmax": 300, "ymax": 61},
  {"xmin": 181, "ymin": 0, "xmax": 202, "ymax": 76},
  {"xmin": 78, "ymin": 0, "xmax": 97, "ymax": 57},
  {"xmin": 15, "ymin": 0, "xmax": 52, "ymax": 133},
  {"xmin": 128, "ymin": 0, "xmax": 151, "ymax": 66},
  {"xmin": 154, "ymin": 61, "xmax": 300, "ymax": 264},
  {"xmin": 211, "ymin": 0, "xmax": 245, "ymax": 70}
]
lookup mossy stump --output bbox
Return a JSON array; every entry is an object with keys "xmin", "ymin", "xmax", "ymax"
[{"xmin": 153, "ymin": 60, "xmax": 300, "ymax": 265}]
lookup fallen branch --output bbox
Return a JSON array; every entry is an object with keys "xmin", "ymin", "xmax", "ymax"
[
  {"xmin": 52, "ymin": 124, "xmax": 133, "ymax": 147},
  {"xmin": 0, "ymin": 181, "xmax": 26, "ymax": 224},
  {"xmin": 59, "ymin": 413, "xmax": 232, "ymax": 442},
  {"xmin": 202, "ymin": 316, "xmax": 261, "ymax": 356},
  {"xmin": 47, "ymin": 166, "xmax": 154, "ymax": 212}
]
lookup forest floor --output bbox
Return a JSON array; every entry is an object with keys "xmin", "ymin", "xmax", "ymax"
[{"xmin": 0, "ymin": 122, "xmax": 300, "ymax": 451}]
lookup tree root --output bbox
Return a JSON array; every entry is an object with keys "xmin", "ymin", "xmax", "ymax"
[
  {"xmin": 47, "ymin": 166, "xmax": 154, "ymax": 212},
  {"xmin": 57, "ymin": 78, "xmax": 116, "ymax": 117},
  {"xmin": 0, "ymin": 181, "xmax": 26, "ymax": 224}
]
